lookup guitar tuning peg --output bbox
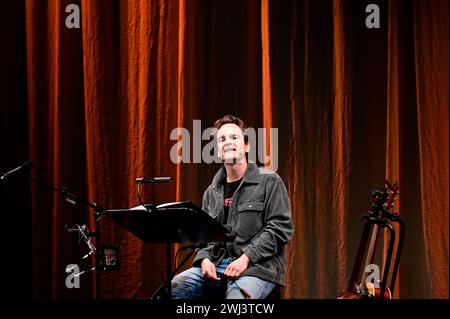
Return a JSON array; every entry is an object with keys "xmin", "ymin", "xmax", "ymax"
[{"xmin": 385, "ymin": 179, "xmax": 393, "ymax": 189}]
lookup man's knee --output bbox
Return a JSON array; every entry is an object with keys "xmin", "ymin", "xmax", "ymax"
[{"xmin": 226, "ymin": 277, "xmax": 275, "ymax": 299}]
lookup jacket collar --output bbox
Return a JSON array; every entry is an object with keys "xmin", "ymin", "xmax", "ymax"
[{"xmin": 211, "ymin": 162, "xmax": 260, "ymax": 189}]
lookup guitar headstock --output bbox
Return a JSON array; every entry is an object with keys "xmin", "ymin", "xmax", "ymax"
[
  {"xmin": 384, "ymin": 180, "xmax": 399, "ymax": 210},
  {"xmin": 370, "ymin": 180, "xmax": 399, "ymax": 215}
]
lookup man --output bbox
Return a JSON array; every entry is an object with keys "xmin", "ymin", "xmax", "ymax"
[{"xmin": 171, "ymin": 115, "xmax": 293, "ymax": 299}]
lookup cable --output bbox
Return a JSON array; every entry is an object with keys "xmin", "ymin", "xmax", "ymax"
[
  {"xmin": 174, "ymin": 246, "xmax": 184, "ymax": 270},
  {"xmin": 76, "ymin": 224, "xmax": 96, "ymax": 255},
  {"xmin": 217, "ymin": 270, "xmax": 252, "ymax": 299},
  {"xmin": 136, "ymin": 180, "xmax": 146, "ymax": 208}
]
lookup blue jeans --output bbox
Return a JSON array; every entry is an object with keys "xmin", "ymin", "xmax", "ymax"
[{"xmin": 171, "ymin": 258, "xmax": 275, "ymax": 299}]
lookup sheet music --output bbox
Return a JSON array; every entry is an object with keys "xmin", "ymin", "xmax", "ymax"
[
  {"xmin": 129, "ymin": 201, "xmax": 189, "ymax": 210},
  {"xmin": 156, "ymin": 201, "xmax": 185, "ymax": 208},
  {"xmin": 129, "ymin": 205, "xmax": 146, "ymax": 210}
]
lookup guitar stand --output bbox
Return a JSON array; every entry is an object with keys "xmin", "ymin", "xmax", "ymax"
[
  {"xmin": 358, "ymin": 212, "xmax": 405, "ymax": 299},
  {"xmin": 339, "ymin": 181, "xmax": 405, "ymax": 300}
]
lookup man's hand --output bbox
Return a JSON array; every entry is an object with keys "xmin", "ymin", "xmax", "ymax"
[
  {"xmin": 201, "ymin": 258, "xmax": 220, "ymax": 281},
  {"xmin": 224, "ymin": 254, "xmax": 250, "ymax": 279}
]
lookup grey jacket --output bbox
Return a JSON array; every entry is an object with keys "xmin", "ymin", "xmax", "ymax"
[{"xmin": 193, "ymin": 162, "xmax": 293, "ymax": 286}]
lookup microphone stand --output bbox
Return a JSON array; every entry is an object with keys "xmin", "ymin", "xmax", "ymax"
[
  {"xmin": 150, "ymin": 245, "xmax": 198, "ymax": 299},
  {"xmin": 27, "ymin": 176, "xmax": 107, "ymax": 299}
]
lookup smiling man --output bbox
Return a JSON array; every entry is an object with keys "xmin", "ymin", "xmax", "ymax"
[{"xmin": 171, "ymin": 115, "xmax": 293, "ymax": 299}]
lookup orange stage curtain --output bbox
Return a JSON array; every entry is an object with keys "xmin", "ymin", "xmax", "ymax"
[{"xmin": 0, "ymin": 0, "xmax": 447, "ymax": 298}]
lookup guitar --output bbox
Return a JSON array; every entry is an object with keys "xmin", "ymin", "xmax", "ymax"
[
  {"xmin": 338, "ymin": 180, "xmax": 399, "ymax": 299},
  {"xmin": 358, "ymin": 180, "xmax": 399, "ymax": 299}
]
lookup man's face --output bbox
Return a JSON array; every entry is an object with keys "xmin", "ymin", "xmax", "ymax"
[{"xmin": 216, "ymin": 123, "xmax": 249, "ymax": 163}]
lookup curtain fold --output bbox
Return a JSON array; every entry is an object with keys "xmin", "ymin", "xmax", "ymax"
[
  {"xmin": 330, "ymin": 0, "xmax": 353, "ymax": 295},
  {"xmin": 386, "ymin": 0, "xmax": 401, "ymax": 299},
  {"xmin": 12, "ymin": 0, "xmax": 448, "ymax": 298},
  {"xmin": 81, "ymin": 0, "xmax": 182, "ymax": 298},
  {"xmin": 413, "ymin": 0, "xmax": 449, "ymax": 298}
]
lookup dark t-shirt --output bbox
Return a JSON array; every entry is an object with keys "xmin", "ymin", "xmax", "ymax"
[
  {"xmin": 223, "ymin": 178, "xmax": 242, "ymax": 224},
  {"xmin": 204, "ymin": 178, "xmax": 243, "ymax": 264}
]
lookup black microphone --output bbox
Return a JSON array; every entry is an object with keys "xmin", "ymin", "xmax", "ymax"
[
  {"xmin": 136, "ymin": 177, "xmax": 172, "ymax": 183},
  {"xmin": 0, "ymin": 161, "xmax": 33, "ymax": 180}
]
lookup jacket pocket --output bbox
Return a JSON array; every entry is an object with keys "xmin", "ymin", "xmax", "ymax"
[
  {"xmin": 207, "ymin": 202, "xmax": 219, "ymax": 219},
  {"xmin": 235, "ymin": 201, "xmax": 264, "ymax": 240}
]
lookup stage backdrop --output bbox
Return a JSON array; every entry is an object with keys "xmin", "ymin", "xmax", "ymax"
[{"xmin": 0, "ymin": 0, "xmax": 447, "ymax": 298}]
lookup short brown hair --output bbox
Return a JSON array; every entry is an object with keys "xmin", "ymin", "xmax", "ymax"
[{"xmin": 213, "ymin": 115, "xmax": 248, "ymax": 144}]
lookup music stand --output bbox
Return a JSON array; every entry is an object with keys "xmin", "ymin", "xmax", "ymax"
[{"xmin": 104, "ymin": 201, "xmax": 234, "ymax": 298}]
